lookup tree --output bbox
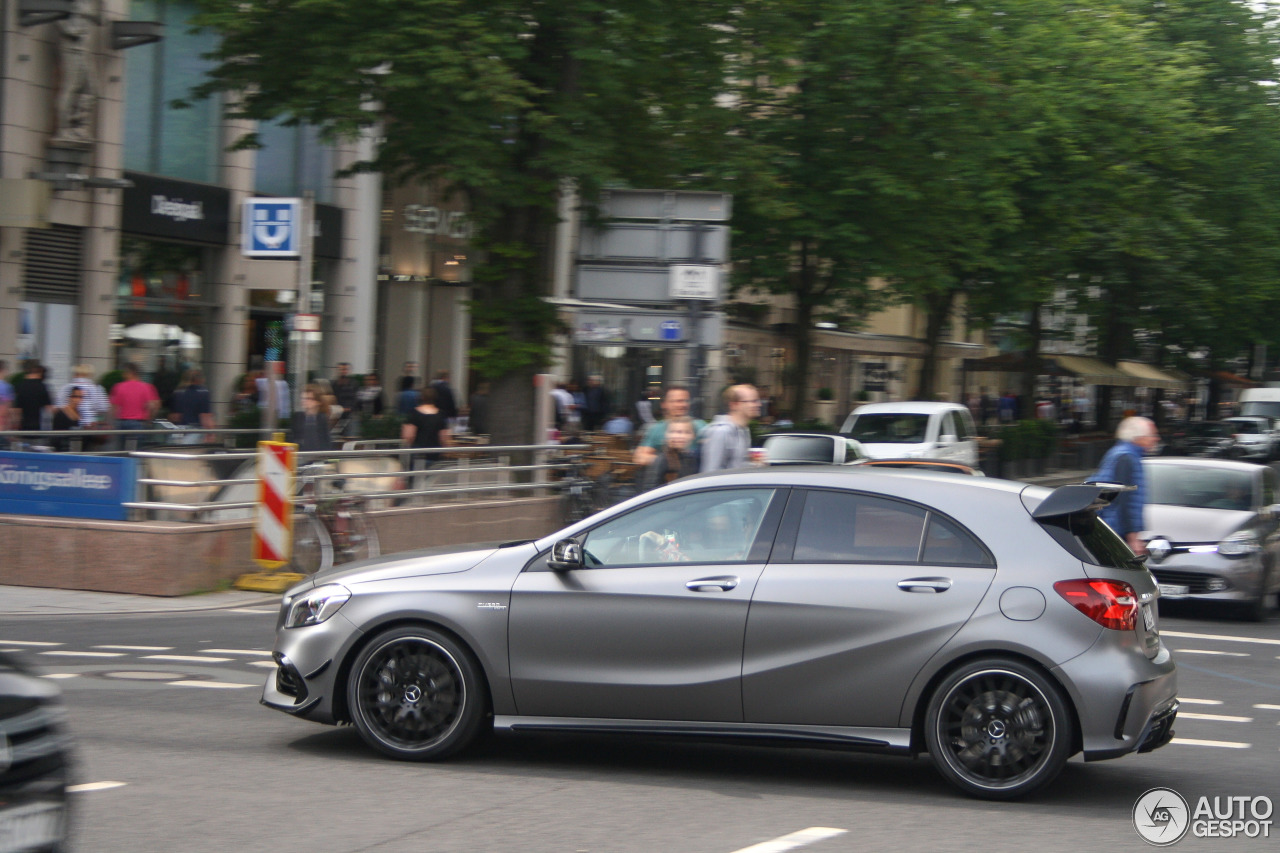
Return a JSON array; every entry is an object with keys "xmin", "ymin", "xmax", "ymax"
[{"xmin": 189, "ymin": 0, "xmax": 741, "ymax": 445}]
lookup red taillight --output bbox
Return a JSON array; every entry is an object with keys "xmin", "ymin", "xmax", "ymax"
[{"xmin": 1054, "ymin": 579, "xmax": 1139, "ymax": 631}]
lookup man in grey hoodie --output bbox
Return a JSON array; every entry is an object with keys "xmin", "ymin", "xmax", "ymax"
[{"xmin": 700, "ymin": 384, "xmax": 760, "ymax": 472}]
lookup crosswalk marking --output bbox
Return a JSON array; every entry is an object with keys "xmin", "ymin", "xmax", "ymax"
[
  {"xmin": 1179, "ymin": 698, "xmax": 1223, "ymax": 705},
  {"xmin": 1171, "ymin": 737, "xmax": 1251, "ymax": 749},
  {"xmin": 40, "ymin": 673, "xmax": 79, "ymax": 680},
  {"xmin": 94, "ymin": 645, "xmax": 172, "ymax": 652},
  {"xmin": 226, "ymin": 607, "xmax": 278, "ymax": 614},
  {"xmin": 0, "ymin": 640, "xmax": 61, "ymax": 647},
  {"xmin": 167, "ymin": 680, "xmax": 257, "ymax": 690},
  {"xmin": 1161, "ymin": 630, "xmax": 1280, "ymax": 647},
  {"xmin": 1173, "ymin": 649, "xmax": 1250, "ymax": 657},
  {"xmin": 1254, "ymin": 704, "xmax": 1280, "ymax": 711},
  {"xmin": 202, "ymin": 649, "xmax": 272, "ymax": 656},
  {"xmin": 729, "ymin": 828, "xmax": 849, "ymax": 853},
  {"xmin": 248, "ymin": 661, "xmax": 276, "ymax": 669},
  {"xmin": 143, "ymin": 655, "xmax": 232, "ymax": 663},
  {"xmin": 68, "ymin": 781, "xmax": 127, "ymax": 793},
  {"xmin": 39, "ymin": 650, "xmax": 124, "ymax": 658},
  {"xmin": 1178, "ymin": 712, "xmax": 1253, "ymax": 723}
]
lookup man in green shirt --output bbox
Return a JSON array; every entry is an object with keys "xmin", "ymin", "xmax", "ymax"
[{"xmin": 633, "ymin": 385, "xmax": 707, "ymax": 466}]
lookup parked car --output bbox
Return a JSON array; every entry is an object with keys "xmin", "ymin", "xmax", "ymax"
[
  {"xmin": 1143, "ymin": 457, "xmax": 1280, "ymax": 621},
  {"xmin": 1165, "ymin": 421, "xmax": 1235, "ymax": 458},
  {"xmin": 1222, "ymin": 416, "xmax": 1276, "ymax": 461},
  {"xmin": 264, "ymin": 468, "xmax": 1177, "ymax": 800},
  {"xmin": 839, "ymin": 402, "xmax": 978, "ymax": 466},
  {"xmin": 760, "ymin": 433, "xmax": 865, "ymax": 465},
  {"xmin": 857, "ymin": 458, "xmax": 984, "ymax": 476},
  {"xmin": 0, "ymin": 650, "xmax": 73, "ymax": 851}
]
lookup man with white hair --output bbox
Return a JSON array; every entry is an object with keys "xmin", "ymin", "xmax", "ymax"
[{"xmin": 1088, "ymin": 416, "xmax": 1160, "ymax": 556}]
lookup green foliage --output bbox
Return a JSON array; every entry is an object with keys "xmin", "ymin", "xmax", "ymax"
[
  {"xmin": 98, "ymin": 370, "xmax": 125, "ymax": 394},
  {"xmin": 359, "ymin": 414, "xmax": 403, "ymax": 441},
  {"xmin": 467, "ymin": 295, "xmax": 563, "ymax": 380},
  {"xmin": 816, "ymin": 387, "xmax": 834, "ymax": 402}
]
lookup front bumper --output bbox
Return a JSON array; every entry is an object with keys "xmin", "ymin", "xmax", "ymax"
[
  {"xmin": 1148, "ymin": 551, "xmax": 1265, "ymax": 604},
  {"xmin": 260, "ymin": 613, "xmax": 362, "ymax": 725}
]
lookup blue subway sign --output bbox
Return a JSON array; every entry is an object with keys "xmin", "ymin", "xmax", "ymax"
[
  {"xmin": 243, "ymin": 198, "xmax": 302, "ymax": 258},
  {"xmin": 0, "ymin": 452, "xmax": 138, "ymax": 520}
]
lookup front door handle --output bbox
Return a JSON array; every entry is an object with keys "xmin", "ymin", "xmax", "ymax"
[
  {"xmin": 897, "ymin": 577, "xmax": 952, "ymax": 593},
  {"xmin": 686, "ymin": 576, "xmax": 739, "ymax": 592}
]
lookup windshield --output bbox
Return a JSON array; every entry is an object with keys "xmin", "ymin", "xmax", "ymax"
[
  {"xmin": 1228, "ymin": 420, "xmax": 1262, "ymax": 434},
  {"xmin": 846, "ymin": 413, "xmax": 930, "ymax": 444},
  {"xmin": 1189, "ymin": 423, "xmax": 1231, "ymax": 437},
  {"xmin": 1241, "ymin": 401, "xmax": 1280, "ymax": 420},
  {"xmin": 1146, "ymin": 465, "xmax": 1255, "ymax": 511}
]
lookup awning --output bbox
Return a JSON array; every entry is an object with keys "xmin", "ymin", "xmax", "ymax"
[
  {"xmin": 1117, "ymin": 361, "xmax": 1188, "ymax": 391},
  {"xmin": 1043, "ymin": 355, "xmax": 1144, "ymax": 387},
  {"xmin": 1211, "ymin": 370, "xmax": 1260, "ymax": 389}
]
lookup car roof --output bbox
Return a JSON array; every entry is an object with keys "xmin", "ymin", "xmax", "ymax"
[
  {"xmin": 847, "ymin": 401, "xmax": 966, "ymax": 415},
  {"xmin": 1145, "ymin": 457, "xmax": 1261, "ymax": 474},
  {"xmin": 1226, "ymin": 416, "xmax": 1269, "ymax": 423},
  {"xmin": 664, "ymin": 464, "xmax": 1019, "ymax": 496}
]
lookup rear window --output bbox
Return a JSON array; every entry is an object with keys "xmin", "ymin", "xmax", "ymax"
[
  {"xmin": 764, "ymin": 435, "xmax": 836, "ymax": 463},
  {"xmin": 1039, "ymin": 513, "xmax": 1144, "ymax": 570}
]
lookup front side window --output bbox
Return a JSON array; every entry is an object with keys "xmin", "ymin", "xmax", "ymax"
[{"xmin": 580, "ymin": 489, "xmax": 778, "ymax": 567}]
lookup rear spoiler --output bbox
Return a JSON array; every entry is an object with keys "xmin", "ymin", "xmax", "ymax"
[{"xmin": 1030, "ymin": 482, "xmax": 1133, "ymax": 520}]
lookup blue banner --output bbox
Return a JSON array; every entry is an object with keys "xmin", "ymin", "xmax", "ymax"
[{"xmin": 0, "ymin": 452, "xmax": 137, "ymax": 520}]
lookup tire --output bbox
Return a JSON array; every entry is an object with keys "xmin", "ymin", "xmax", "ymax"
[
  {"xmin": 290, "ymin": 512, "xmax": 333, "ymax": 575},
  {"xmin": 347, "ymin": 626, "xmax": 489, "ymax": 761},
  {"xmin": 331, "ymin": 509, "xmax": 380, "ymax": 565},
  {"xmin": 924, "ymin": 658, "xmax": 1073, "ymax": 800}
]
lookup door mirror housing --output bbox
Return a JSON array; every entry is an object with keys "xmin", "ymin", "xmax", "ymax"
[{"xmin": 548, "ymin": 538, "xmax": 584, "ymax": 571}]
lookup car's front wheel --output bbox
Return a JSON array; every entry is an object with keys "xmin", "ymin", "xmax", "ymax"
[
  {"xmin": 924, "ymin": 659, "xmax": 1073, "ymax": 800},
  {"xmin": 347, "ymin": 626, "xmax": 489, "ymax": 760}
]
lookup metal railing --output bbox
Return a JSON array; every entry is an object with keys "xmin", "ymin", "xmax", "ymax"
[
  {"xmin": 0, "ymin": 426, "xmax": 271, "ymax": 453},
  {"xmin": 122, "ymin": 443, "xmax": 588, "ymax": 520}
]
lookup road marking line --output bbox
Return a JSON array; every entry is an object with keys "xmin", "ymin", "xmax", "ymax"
[
  {"xmin": 728, "ymin": 828, "xmax": 849, "ymax": 853},
  {"xmin": 40, "ymin": 673, "xmax": 79, "ymax": 680},
  {"xmin": 142, "ymin": 655, "xmax": 232, "ymax": 663},
  {"xmin": 39, "ymin": 650, "xmax": 124, "ymax": 658},
  {"xmin": 68, "ymin": 781, "xmax": 127, "ymax": 793},
  {"xmin": 166, "ymin": 680, "xmax": 257, "ymax": 689},
  {"xmin": 248, "ymin": 661, "xmax": 276, "ymax": 669},
  {"xmin": 202, "ymin": 649, "xmax": 272, "ymax": 656},
  {"xmin": 1178, "ymin": 712, "xmax": 1254, "ymax": 723},
  {"xmin": 1161, "ymin": 630, "xmax": 1280, "ymax": 647},
  {"xmin": 94, "ymin": 645, "xmax": 172, "ymax": 651},
  {"xmin": 1171, "ymin": 738, "xmax": 1251, "ymax": 749},
  {"xmin": 1179, "ymin": 698, "xmax": 1224, "ymax": 706},
  {"xmin": 226, "ymin": 607, "xmax": 278, "ymax": 614},
  {"xmin": 1255, "ymin": 704, "xmax": 1280, "ymax": 711},
  {"xmin": 0, "ymin": 640, "xmax": 61, "ymax": 646},
  {"xmin": 1173, "ymin": 649, "xmax": 1250, "ymax": 657}
]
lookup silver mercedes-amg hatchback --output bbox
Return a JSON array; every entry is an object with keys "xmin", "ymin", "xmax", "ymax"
[{"xmin": 263, "ymin": 467, "xmax": 1178, "ymax": 799}]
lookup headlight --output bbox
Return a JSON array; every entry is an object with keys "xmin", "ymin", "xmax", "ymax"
[
  {"xmin": 284, "ymin": 584, "xmax": 352, "ymax": 628},
  {"xmin": 1217, "ymin": 530, "xmax": 1260, "ymax": 558}
]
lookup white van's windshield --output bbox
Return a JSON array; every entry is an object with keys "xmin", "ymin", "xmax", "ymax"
[
  {"xmin": 1240, "ymin": 401, "xmax": 1280, "ymax": 420},
  {"xmin": 846, "ymin": 413, "xmax": 930, "ymax": 443}
]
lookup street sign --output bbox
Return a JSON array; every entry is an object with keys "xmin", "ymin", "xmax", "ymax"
[
  {"xmin": 243, "ymin": 198, "xmax": 301, "ymax": 258},
  {"xmin": 670, "ymin": 265, "xmax": 719, "ymax": 300},
  {"xmin": 292, "ymin": 313, "xmax": 320, "ymax": 333},
  {"xmin": 575, "ymin": 311, "xmax": 687, "ymax": 344}
]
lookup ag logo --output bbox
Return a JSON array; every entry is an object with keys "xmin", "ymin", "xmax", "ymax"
[{"xmin": 1134, "ymin": 787, "xmax": 1190, "ymax": 846}]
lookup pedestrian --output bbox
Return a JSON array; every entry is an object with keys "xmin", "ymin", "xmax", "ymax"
[
  {"xmin": 356, "ymin": 372, "xmax": 384, "ymax": 419},
  {"xmin": 468, "ymin": 382, "xmax": 490, "ymax": 437},
  {"xmin": 290, "ymin": 384, "xmax": 333, "ymax": 454},
  {"xmin": 170, "ymin": 368, "xmax": 215, "ymax": 441},
  {"xmin": 109, "ymin": 362, "xmax": 160, "ymax": 446},
  {"xmin": 581, "ymin": 374, "xmax": 610, "ymax": 432},
  {"xmin": 255, "ymin": 371, "xmax": 291, "ymax": 421},
  {"xmin": 0, "ymin": 359, "xmax": 12, "ymax": 443},
  {"xmin": 396, "ymin": 375, "xmax": 421, "ymax": 415},
  {"xmin": 233, "ymin": 373, "xmax": 259, "ymax": 415},
  {"xmin": 14, "ymin": 361, "xmax": 53, "ymax": 433},
  {"xmin": 430, "ymin": 370, "xmax": 458, "ymax": 422},
  {"xmin": 1087, "ymin": 416, "xmax": 1160, "ymax": 556},
  {"xmin": 51, "ymin": 386, "xmax": 82, "ymax": 450},
  {"xmin": 998, "ymin": 390, "xmax": 1017, "ymax": 424},
  {"xmin": 603, "ymin": 410, "xmax": 634, "ymax": 436},
  {"xmin": 635, "ymin": 386, "xmax": 659, "ymax": 428},
  {"xmin": 700, "ymin": 384, "xmax": 761, "ymax": 472},
  {"xmin": 398, "ymin": 361, "xmax": 418, "ymax": 397},
  {"xmin": 332, "ymin": 362, "xmax": 359, "ymax": 435},
  {"xmin": 401, "ymin": 385, "xmax": 452, "ymax": 462},
  {"xmin": 636, "ymin": 416, "xmax": 698, "ymax": 491},
  {"xmin": 550, "ymin": 382, "xmax": 574, "ymax": 431},
  {"xmin": 633, "ymin": 385, "xmax": 707, "ymax": 467},
  {"xmin": 57, "ymin": 365, "xmax": 109, "ymax": 429}
]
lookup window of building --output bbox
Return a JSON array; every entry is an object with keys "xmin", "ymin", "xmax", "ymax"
[
  {"xmin": 124, "ymin": 1, "xmax": 221, "ymax": 183},
  {"xmin": 254, "ymin": 118, "xmax": 335, "ymax": 203}
]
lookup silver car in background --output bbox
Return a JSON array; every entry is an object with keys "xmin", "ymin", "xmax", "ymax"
[
  {"xmin": 1143, "ymin": 457, "xmax": 1280, "ymax": 621},
  {"xmin": 263, "ymin": 468, "xmax": 1177, "ymax": 800}
]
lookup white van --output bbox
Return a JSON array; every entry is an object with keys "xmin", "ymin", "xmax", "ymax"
[
  {"xmin": 1238, "ymin": 388, "xmax": 1280, "ymax": 425},
  {"xmin": 839, "ymin": 401, "xmax": 979, "ymax": 465}
]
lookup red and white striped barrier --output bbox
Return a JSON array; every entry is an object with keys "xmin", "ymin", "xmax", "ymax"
[{"xmin": 252, "ymin": 440, "xmax": 296, "ymax": 568}]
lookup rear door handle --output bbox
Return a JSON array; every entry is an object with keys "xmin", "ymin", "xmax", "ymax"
[
  {"xmin": 686, "ymin": 576, "xmax": 739, "ymax": 592},
  {"xmin": 897, "ymin": 577, "xmax": 952, "ymax": 593}
]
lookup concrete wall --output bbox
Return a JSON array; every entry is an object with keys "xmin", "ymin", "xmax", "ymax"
[{"xmin": 0, "ymin": 496, "xmax": 561, "ymax": 596}]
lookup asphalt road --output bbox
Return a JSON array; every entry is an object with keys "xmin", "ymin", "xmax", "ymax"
[{"xmin": 2, "ymin": 604, "xmax": 1277, "ymax": 853}]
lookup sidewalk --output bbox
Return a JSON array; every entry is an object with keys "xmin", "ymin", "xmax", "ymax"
[{"xmin": 0, "ymin": 585, "xmax": 280, "ymax": 617}]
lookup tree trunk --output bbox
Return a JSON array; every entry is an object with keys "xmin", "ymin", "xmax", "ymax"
[
  {"xmin": 913, "ymin": 288, "xmax": 956, "ymax": 401},
  {"xmin": 1019, "ymin": 302, "xmax": 1043, "ymax": 406},
  {"xmin": 790, "ymin": 240, "xmax": 817, "ymax": 422}
]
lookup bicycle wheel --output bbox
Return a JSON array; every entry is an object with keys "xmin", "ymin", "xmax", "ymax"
[
  {"xmin": 560, "ymin": 482, "xmax": 594, "ymax": 525},
  {"xmin": 290, "ymin": 512, "xmax": 334, "ymax": 574},
  {"xmin": 332, "ymin": 508, "xmax": 380, "ymax": 564}
]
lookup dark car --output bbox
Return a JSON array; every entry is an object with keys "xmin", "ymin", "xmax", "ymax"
[
  {"xmin": 1165, "ymin": 421, "xmax": 1235, "ymax": 458},
  {"xmin": 0, "ymin": 651, "xmax": 72, "ymax": 851}
]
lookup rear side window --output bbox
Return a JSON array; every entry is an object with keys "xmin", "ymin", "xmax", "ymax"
[{"xmin": 922, "ymin": 514, "xmax": 991, "ymax": 565}]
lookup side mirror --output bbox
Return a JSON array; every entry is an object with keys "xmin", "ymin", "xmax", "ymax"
[
  {"xmin": 547, "ymin": 538, "xmax": 584, "ymax": 571},
  {"xmin": 940, "ymin": 434, "xmax": 957, "ymax": 444}
]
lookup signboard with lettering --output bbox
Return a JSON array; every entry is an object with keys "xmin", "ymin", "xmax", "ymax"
[
  {"xmin": 863, "ymin": 361, "xmax": 889, "ymax": 392},
  {"xmin": 572, "ymin": 309, "xmax": 724, "ymax": 348},
  {"xmin": 670, "ymin": 265, "xmax": 719, "ymax": 300},
  {"xmin": 243, "ymin": 198, "xmax": 302, "ymax": 258},
  {"xmin": 121, "ymin": 172, "xmax": 230, "ymax": 245},
  {"xmin": 0, "ymin": 452, "xmax": 138, "ymax": 520}
]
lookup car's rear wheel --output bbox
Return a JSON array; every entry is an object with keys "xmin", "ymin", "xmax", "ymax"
[
  {"xmin": 924, "ymin": 659, "xmax": 1073, "ymax": 800},
  {"xmin": 347, "ymin": 626, "xmax": 488, "ymax": 760}
]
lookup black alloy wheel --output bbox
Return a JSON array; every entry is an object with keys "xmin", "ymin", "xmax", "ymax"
[
  {"xmin": 347, "ymin": 626, "xmax": 488, "ymax": 760},
  {"xmin": 924, "ymin": 659, "xmax": 1072, "ymax": 799}
]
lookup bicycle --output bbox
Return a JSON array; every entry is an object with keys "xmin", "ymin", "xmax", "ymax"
[
  {"xmin": 289, "ymin": 461, "xmax": 381, "ymax": 574},
  {"xmin": 558, "ymin": 454, "xmax": 603, "ymax": 525}
]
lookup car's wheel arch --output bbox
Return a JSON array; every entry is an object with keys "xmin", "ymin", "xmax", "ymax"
[
  {"xmin": 906, "ymin": 649, "xmax": 1082, "ymax": 759},
  {"xmin": 331, "ymin": 616, "xmax": 494, "ymax": 726}
]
